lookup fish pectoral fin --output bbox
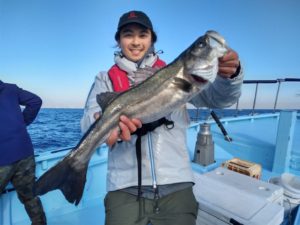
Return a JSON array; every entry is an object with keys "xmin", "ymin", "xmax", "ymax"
[
  {"xmin": 97, "ymin": 92, "xmax": 119, "ymax": 112},
  {"xmin": 34, "ymin": 156, "xmax": 88, "ymax": 206},
  {"xmin": 173, "ymin": 77, "xmax": 193, "ymax": 92}
]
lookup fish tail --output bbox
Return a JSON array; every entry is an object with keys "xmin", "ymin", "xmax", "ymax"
[{"xmin": 34, "ymin": 155, "xmax": 88, "ymax": 206}]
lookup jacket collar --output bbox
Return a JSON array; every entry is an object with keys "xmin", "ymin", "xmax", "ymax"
[
  {"xmin": 114, "ymin": 51, "xmax": 158, "ymax": 74},
  {"xmin": 114, "ymin": 52, "xmax": 158, "ymax": 86}
]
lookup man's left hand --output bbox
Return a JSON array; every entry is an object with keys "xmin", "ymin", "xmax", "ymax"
[{"xmin": 218, "ymin": 49, "xmax": 240, "ymax": 78}]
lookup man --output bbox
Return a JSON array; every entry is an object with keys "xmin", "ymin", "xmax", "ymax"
[
  {"xmin": 0, "ymin": 80, "xmax": 46, "ymax": 225},
  {"xmin": 81, "ymin": 10, "xmax": 243, "ymax": 225}
]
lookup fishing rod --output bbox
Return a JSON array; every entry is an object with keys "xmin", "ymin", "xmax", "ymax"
[{"xmin": 210, "ymin": 110, "xmax": 232, "ymax": 142}]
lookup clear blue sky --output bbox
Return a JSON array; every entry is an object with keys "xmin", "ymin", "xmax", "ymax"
[{"xmin": 0, "ymin": 0, "xmax": 299, "ymax": 109}]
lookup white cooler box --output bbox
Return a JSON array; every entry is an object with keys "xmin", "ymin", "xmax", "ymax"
[{"xmin": 193, "ymin": 167, "xmax": 284, "ymax": 225}]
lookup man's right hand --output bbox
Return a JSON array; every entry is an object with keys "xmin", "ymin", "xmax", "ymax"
[
  {"xmin": 94, "ymin": 112, "xmax": 142, "ymax": 147},
  {"xmin": 102, "ymin": 114, "xmax": 142, "ymax": 147}
]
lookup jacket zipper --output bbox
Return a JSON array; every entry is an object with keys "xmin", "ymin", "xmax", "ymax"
[{"xmin": 147, "ymin": 132, "xmax": 160, "ymax": 213}]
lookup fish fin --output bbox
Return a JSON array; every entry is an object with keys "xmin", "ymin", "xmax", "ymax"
[
  {"xmin": 173, "ymin": 77, "xmax": 193, "ymax": 92},
  {"xmin": 34, "ymin": 156, "xmax": 87, "ymax": 206},
  {"xmin": 96, "ymin": 67, "xmax": 159, "ymax": 111},
  {"xmin": 96, "ymin": 92, "xmax": 119, "ymax": 112}
]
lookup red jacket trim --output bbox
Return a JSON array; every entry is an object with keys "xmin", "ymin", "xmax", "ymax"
[{"xmin": 108, "ymin": 58, "xmax": 166, "ymax": 92}]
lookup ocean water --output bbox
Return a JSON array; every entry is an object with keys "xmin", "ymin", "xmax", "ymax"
[
  {"xmin": 29, "ymin": 108, "xmax": 83, "ymax": 154},
  {"xmin": 28, "ymin": 108, "xmax": 295, "ymax": 154}
]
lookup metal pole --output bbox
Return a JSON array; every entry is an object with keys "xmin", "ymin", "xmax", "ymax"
[
  {"xmin": 252, "ymin": 83, "xmax": 258, "ymax": 115},
  {"xmin": 274, "ymin": 79, "xmax": 283, "ymax": 112}
]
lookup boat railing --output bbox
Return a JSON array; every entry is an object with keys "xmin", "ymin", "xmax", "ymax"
[
  {"xmin": 238, "ymin": 78, "xmax": 300, "ymax": 115},
  {"xmin": 191, "ymin": 77, "xmax": 300, "ymax": 121}
]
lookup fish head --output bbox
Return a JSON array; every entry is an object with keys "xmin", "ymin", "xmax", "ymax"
[{"xmin": 183, "ymin": 30, "xmax": 228, "ymax": 84}]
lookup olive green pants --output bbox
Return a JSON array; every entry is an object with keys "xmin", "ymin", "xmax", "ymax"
[
  {"xmin": 104, "ymin": 187, "xmax": 198, "ymax": 225},
  {"xmin": 0, "ymin": 156, "xmax": 46, "ymax": 225}
]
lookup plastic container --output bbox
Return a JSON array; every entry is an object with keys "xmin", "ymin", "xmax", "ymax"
[
  {"xmin": 222, "ymin": 157, "xmax": 262, "ymax": 179},
  {"xmin": 269, "ymin": 173, "xmax": 300, "ymax": 221}
]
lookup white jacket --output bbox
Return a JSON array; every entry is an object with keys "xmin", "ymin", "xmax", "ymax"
[{"xmin": 80, "ymin": 53, "xmax": 244, "ymax": 192}]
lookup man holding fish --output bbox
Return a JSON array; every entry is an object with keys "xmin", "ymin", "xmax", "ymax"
[
  {"xmin": 80, "ymin": 10, "xmax": 243, "ymax": 225},
  {"xmin": 35, "ymin": 10, "xmax": 243, "ymax": 225}
]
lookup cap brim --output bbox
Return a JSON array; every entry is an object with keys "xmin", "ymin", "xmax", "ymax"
[{"xmin": 118, "ymin": 20, "xmax": 151, "ymax": 30}]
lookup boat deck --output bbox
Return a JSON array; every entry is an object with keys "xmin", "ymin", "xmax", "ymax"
[{"xmin": 12, "ymin": 200, "xmax": 105, "ymax": 225}]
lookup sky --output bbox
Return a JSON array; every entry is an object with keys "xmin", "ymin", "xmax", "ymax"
[{"xmin": 0, "ymin": 0, "xmax": 299, "ymax": 109}]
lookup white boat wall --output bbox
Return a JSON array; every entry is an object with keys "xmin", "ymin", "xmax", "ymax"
[{"xmin": 1, "ymin": 78, "xmax": 300, "ymax": 225}]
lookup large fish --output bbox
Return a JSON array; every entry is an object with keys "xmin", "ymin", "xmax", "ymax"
[{"xmin": 34, "ymin": 30, "xmax": 228, "ymax": 205}]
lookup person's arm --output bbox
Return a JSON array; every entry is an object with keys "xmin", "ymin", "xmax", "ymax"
[
  {"xmin": 18, "ymin": 87, "xmax": 42, "ymax": 126},
  {"xmin": 190, "ymin": 49, "xmax": 244, "ymax": 108}
]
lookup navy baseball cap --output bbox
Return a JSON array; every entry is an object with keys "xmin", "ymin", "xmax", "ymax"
[
  {"xmin": 117, "ymin": 10, "xmax": 153, "ymax": 30},
  {"xmin": 115, "ymin": 10, "xmax": 157, "ymax": 43}
]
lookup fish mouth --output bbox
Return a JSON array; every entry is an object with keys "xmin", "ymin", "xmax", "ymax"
[
  {"xmin": 191, "ymin": 74, "xmax": 208, "ymax": 83},
  {"xmin": 206, "ymin": 30, "xmax": 227, "ymax": 48}
]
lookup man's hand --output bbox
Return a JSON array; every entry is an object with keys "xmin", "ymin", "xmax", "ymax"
[
  {"xmin": 107, "ymin": 115, "xmax": 142, "ymax": 147},
  {"xmin": 218, "ymin": 49, "xmax": 240, "ymax": 78}
]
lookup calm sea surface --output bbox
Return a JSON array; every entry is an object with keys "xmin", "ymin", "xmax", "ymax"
[
  {"xmin": 28, "ymin": 108, "xmax": 83, "ymax": 154},
  {"xmin": 28, "ymin": 108, "xmax": 293, "ymax": 153}
]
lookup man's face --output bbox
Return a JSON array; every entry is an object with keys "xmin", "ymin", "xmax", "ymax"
[{"xmin": 119, "ymin": 24, "xmax": 152, "ymax": 62}]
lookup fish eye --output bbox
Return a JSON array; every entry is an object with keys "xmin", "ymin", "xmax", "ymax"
[{"xmin": 198, "ymin": 42, "xmax": 205, "ymax": 48}]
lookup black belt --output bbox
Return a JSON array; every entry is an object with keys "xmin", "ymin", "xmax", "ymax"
[{"xmin": 133, "ymin": 117, "xmax": 174, "ymax": 200}]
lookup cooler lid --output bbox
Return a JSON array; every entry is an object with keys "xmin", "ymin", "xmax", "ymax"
[{"xmin": 193, "ymin": 167, "xmax": 284, "ymax": 224}]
